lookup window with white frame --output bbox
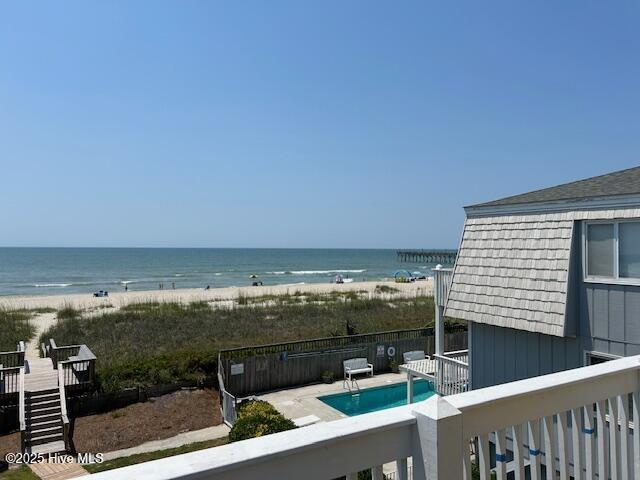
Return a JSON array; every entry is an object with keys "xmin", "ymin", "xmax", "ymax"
[{"xmin": 585, "ymin": 220, "xmax": 640, "ymax": 281}]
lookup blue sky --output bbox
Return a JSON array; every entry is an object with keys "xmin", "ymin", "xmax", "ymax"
[{"xmin": 1, "ymin": 1, "xmax": 639, "ymax": 248}]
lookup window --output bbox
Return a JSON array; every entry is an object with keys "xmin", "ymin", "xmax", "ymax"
[
  {"xmin": 619, "ymin": 222, "xmax": 640, "ymax": 278},
  {"xmin": 586, "ymin": 223, "xmax": 614, "ymax": 277},
  {"xmin": 585, "ymin": 220, "xmax": 640, "ymax": 282}
]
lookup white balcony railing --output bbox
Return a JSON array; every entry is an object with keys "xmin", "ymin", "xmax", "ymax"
[
  {"xmin": 90, "ymin": 355, "xmax": 640, "ymax": 480},
  {"xmin": 432, "ymin": 352, "xmax": 469, "ymax": 396},
  {"xmin": 401, "ymin": 349, "xmax": 469, "ymax": 397}
]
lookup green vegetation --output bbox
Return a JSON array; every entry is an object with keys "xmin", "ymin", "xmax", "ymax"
[
  {"xmin": 30, "ymin": 307, "xmax": 57, "ymax": 314},
  {"xmin": 238, "ymin": 290, "xmax": 377, "ymax": 306},
  {"xmin": 56, "ymin": 305, "xmax": 81, "ymax": 320},
  {"xmin": 374, "ymin": 284, "xmax": 399, "ymax": 294},
  {"xmin": 0, "ymin": 310, "xmax": 34, "ymax": 351},
  {"xmin": 41, "ymin": 295, "xmax": 437, "ymax": 391},
  {"xmin": 229, "ymin": 400, "xmax": 295, "ymax": 442},
  {"xmin": 0, "ymin": 466, "xmax": 39, "ymax": 480},
  {"xmin": 83, "ymin": 437, "xmax": 228, "ymax": 473},
  {"xmin": 471, "ymin": 462, "xmax": 496, "ymax": 480}
]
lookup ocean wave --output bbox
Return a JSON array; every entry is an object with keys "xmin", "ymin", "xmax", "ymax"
[
  {"xmin": 290, "ymin": 269, "xmax": 366, "ymax": 275},
  {"xmin": 266, "ymin": 269, "xmax": 366, "ymax": 275},
  {"xmin": 33, "ymin": 283, "xmax": 72, "ymax": 288}
]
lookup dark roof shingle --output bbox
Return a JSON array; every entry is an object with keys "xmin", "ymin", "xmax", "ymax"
[{"xmin": 471, "ymin": 166, "xmax": 640, "ymax": 208}]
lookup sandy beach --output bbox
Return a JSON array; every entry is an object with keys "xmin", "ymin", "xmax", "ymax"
[{"xmin": 0, "ymin": 279, "xmax": 433, "ymax": 311}]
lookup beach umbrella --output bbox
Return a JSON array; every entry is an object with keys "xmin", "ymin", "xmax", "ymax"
[{"xmin": 393, "ymin": 269, "xmax": 412, "ymax": 279}]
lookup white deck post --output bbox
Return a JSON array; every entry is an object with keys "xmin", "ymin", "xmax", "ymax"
[
  {"xmin": 433, "ymin": 266, "xmax": 444, "ymax": 357},
  {"xmin": 407, "ymin": 373, "xmax": 414, "ymax": 404},
  {"xmin": 412, "ymin": 395, "xmax": 463, "ymax": 479},
  {"xmin": 435, "ymin": 305, "xmax": 444, "ymax": 357}
]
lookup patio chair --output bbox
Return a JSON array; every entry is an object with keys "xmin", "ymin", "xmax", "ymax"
[{"xmin": 403, "ymin": 350, "xmax": 427, "ymax": 363}]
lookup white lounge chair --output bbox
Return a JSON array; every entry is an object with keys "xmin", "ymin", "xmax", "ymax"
[
  {"xmin": 343, "ymin": 358, "xmax": 374, "ymax": 384},
  {"xmin": 403, "ymin": 350, "xmax": 427, "ymax": 363}
]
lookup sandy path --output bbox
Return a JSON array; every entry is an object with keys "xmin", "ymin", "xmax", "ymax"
[
  {"xmin": 25, "ymin": 312, "xmax": 57, "ymax": 360},
  {"xmin": 0, "ymin": 280, "xmax": 432, "ymax": 312}
]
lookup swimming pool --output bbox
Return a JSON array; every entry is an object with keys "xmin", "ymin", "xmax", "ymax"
[{"xmin": 318, "ymin": 380, "xmax": 436, "ymax": 416}]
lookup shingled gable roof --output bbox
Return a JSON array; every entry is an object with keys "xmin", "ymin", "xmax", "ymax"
[{"xmin": 470, "ymin": 166, "xmax": 640, "ymax": 209}]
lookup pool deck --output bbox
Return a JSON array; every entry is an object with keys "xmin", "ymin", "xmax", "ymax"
[
  {"xmin": 257, "ymin": 372, "xmax": 407, "ymax": 423},
  {"xmin": 257, "ymin": 373, "xmax": 414, "ymax": 477}
]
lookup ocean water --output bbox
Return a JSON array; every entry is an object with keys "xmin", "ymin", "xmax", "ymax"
[{"xmin": 0, "ymin": 248, "xmax": 446, "ymax": 296}]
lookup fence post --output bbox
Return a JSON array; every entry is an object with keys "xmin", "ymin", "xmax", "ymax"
[{"xmin": 412, "ymin": 395, "xmax": 464, "ymax": 479}]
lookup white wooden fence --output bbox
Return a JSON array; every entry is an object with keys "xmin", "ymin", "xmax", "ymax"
[
  {"xmin": 89, "ymin": 355, "xmax": 640, "ymax": 480},
  {"xmin": 432, "ymin": 352, "xmax": 469, "ymax": 396}
]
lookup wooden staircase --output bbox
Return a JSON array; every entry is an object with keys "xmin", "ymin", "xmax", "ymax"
[
  {"xmin": 22, "ymin": 357, "xmax": 68, "ymax": 455},
  {"xmin": 24, "ymin": 388, "xmax": 66, "ymax": 454}
]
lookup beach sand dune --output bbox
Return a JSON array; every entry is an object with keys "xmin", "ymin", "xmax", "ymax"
[{"xmin": 0, "ymin": 280, "xmax": 433, "ymax": 312}]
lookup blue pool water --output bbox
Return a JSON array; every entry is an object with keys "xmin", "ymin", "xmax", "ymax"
[{"xmin": 318, "ymin": 380, "xmax": 436, "ymax": 416}]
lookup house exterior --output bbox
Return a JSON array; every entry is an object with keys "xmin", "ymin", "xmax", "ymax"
[{"xmin": 445, "ymin": 166, "xmax": 640, "ymax": 389}]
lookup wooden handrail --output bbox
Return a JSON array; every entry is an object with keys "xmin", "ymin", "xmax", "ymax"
[
  {"xmin": 0, "ymin": 366, "xmax": 21, "ymax": 396},
  {"xmin": 433, "ymin": 352, "xmax": 469, "ymax": 368},
  {"xmin": 443, "ymin": 348, "xmax": 468, "ymax": 356},
  {"xmin": 58, "ymin": 367, "xmax": 70, "ymax": 451},
  {"xmin": 0, "ymin": 350, "xmax": 25, "ymax": 368},
  {"xmin": 19, "ymin": 366, "xmax": 25, "ymax": 453}
]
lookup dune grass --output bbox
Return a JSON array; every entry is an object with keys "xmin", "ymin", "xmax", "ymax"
[
  {"xmin": 41, "ymin": 294, "xmax": 437, "ymax": 392},
  {"xmin": 0, "ymin": 310, "xmax": 35, "ymax": 352}
]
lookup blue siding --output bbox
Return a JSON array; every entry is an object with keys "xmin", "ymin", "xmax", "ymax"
[
  {"xmin": 471, "ymin": 219, "xmax": 640, "ymax": 389},
  {"xmin": 471, "ymin": 323, "xmax": 584, "ymax": 389}
]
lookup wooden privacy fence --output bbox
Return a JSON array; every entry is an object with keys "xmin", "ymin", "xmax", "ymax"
[{"xmin": 219, "ymin": 326, "xmax": 467, "ymax": 397}]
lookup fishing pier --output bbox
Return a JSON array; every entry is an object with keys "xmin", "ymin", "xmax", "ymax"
[{"xmin": 396, "ymin": 249, "xmax": 457, "ymax": 264}]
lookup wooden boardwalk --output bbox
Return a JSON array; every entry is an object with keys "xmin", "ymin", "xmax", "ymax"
[
  {"xmin": 1, "ymin": 336, "xmax": 96, "ymax": 460},
  {"xmin": 25, "ymin": 358, "xmax": 58, "ymax": 392},
  {"xmin": 29, "ymin": 459, "xmax": 87, "ymax": 480}
]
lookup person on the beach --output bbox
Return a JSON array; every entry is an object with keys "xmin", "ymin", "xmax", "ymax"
[
  {"xmin": 125, "ymin": 284, "xmax": 128, "ymax": 292},
  {"xmin": 172, "ymin": 282, "xmax": 175, "ymax": 290},
  {"xmin": 205, "ymin": 285, "xmax": 210, "ymax": 290}
]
